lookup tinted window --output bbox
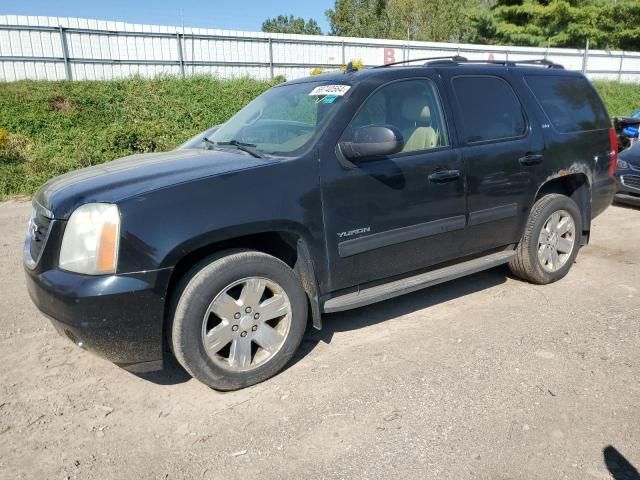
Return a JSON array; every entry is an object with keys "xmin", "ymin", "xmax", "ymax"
[
  {"xmin": 343, "ymin": 79, "xmax": 449, "ymax": 153},
  {"xmin": 525, "ymin": 75, "xmax": 610, "ymax": 133},
  {"xmin": 452, "ymin": 76, "xmax": 526, "ymax": 143}
]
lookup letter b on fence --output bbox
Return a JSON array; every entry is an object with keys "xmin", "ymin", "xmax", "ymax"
[{"xmin": 384, "ymin": 48, "xmax": 396, "ymax": 65}]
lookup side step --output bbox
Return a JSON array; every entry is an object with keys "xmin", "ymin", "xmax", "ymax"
[{"xmin": 322, "ymin": 250, "xmax": 515, "ymax": 313}]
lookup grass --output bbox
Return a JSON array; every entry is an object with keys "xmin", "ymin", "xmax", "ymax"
[
  {"xmin": 0, "ymin": 77, "xmax": 639, "ymax": 199},
  {"xmin": 592, "ymin": 81, "xmax": 640, "ymax": 117},
  {"xmin": 0, "ymin": 76, "xmax": 281, "ymax": 198}
]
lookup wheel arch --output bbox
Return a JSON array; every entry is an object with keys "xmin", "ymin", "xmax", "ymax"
[
  {"xmin": 162, "ymin": 227, "xmax": 323, "ymax": 356},
  {"xmin": 534, "ymin": 172, "xmax": 591, "ymax": 244}
]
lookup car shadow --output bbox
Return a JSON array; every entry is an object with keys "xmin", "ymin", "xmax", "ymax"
[
  {"xmin": 288, "ymin": 265, "xmax": 510, "ymax": 369},
  {"xmin": 604, "ymin": 445, "xmax": 640, "ymax": 480},
  {"xmin": 133, "ymin": 356, "xmax": 192, "ymax": 385},
  {"xmin": 132, "ymin": 265, "xmax": 510, "ymax": 386},
  {"xmin": 613, "ymin": 199, "xmax": 640, "ymax": 210}
]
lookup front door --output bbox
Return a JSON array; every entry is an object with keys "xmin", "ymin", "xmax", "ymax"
[{"xmin": 319, "ymin": 77, "xmax": 466, "ymax": 292}]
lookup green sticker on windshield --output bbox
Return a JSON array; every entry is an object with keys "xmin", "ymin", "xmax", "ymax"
[{"xmin": 323, "ymin": 95, "xmax": 338, "ymax": 104}]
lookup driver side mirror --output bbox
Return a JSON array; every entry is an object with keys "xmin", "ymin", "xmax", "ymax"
[{"xmin": 339, "ymin": 125, "xmax": 404, "ymax": 161}]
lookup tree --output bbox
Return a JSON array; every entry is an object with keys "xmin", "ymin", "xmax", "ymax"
[
  {"xmin": 470, "ymin": 0, "xmax": 640, "ymax": 50},
  {"xmin": 261, "ymin": 15, "xmax": 322, "ymax": 35},
  {"xmin": 325, "ymin": 0, "xmax": 390, "ymax": 38},
  {"xmin": 325, "ymin": 0, "xmax": 485, "ymax": 42}
]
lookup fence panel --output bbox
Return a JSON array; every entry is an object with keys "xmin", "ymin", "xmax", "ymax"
[{"xmin": 1, "ymin": 14, "xmax": 639, "ymax": 83}]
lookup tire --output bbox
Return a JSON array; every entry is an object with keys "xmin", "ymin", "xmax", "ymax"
[
  {"xmin": 509, "ymin": 194, "xmax": 582, "ymax": 285},
  {"xmin": 171, "ymin": 250, "xmax": 308, "ymax": 391}
]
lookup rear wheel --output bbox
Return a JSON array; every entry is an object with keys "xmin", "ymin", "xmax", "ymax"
[
  {"xmin": 509, "ymin": 194, "xmax": 582, "ymax": 284},
  {"xmin": 171, "ymin": 250, "xmax": 308, "ymax": 390}
]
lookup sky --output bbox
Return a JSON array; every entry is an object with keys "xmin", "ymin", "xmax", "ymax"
[{"xmin": 2, "ymin": 0, "xmax": 334, "ymax": 32}]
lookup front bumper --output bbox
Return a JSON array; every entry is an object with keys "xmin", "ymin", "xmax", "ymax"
[
  {"xmin": 25, "ymin": 266, "xmax": 172, "ymax": 372},
  {"xmin": 614, "ymin": 171, "xmax": 640, "ymax": 206}
]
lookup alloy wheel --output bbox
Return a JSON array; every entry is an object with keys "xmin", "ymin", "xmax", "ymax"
[
  {"xmin": 537, "ymin": 209, "xmax": 576, "ymax": 272},
  {"xmin": 201, "ymin": 277, "xmax": 292, "ymax": 372}
]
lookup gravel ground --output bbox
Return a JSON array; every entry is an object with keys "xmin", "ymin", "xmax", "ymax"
[{"xmin": 0, "ymin": 199, "xmax": 638, "ymax": 480}]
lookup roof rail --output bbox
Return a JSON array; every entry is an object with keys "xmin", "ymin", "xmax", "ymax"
[
  {"xmin": 373, "ymin": 55, "xmax": 468, "ymax": 68},
  {"xmin": 490, "ymin": 59, "xmax": 564, "ymax": 69},
  {"xmin": 375, "ymin": 56, "xmax": 564, "ymax": 70}
]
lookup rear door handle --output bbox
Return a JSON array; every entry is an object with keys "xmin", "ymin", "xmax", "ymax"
[
  {"xmin": 519, "ymin": 153, "xmax": 544, "ymax": 166},
  {"xmin": 428, "ymin": 169, "xmax": 460, "ymax": 183}
]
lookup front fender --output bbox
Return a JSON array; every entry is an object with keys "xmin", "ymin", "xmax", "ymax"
[{"xmin": 114, "ymin": 157, "xmax": 326, "ymax": 280}]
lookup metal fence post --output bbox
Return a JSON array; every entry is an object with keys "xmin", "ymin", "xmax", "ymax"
[
  {"xmin": 176, "ymin": 32, "xmax": 185, "ymax": 77},
  {"xmin": 268, "ymin": 37, "xmax": 274, "ymax": 79},
  {"xmin": 618, "ymin": 53, "xmax": 624, "ymax": 83},
  {"xmin": 582, "ymin": 38, "xmax": 589, "ymax": 74},
  {"xmin": 58, "ymin": 26, "xmax": 72, "ymax": 80}
]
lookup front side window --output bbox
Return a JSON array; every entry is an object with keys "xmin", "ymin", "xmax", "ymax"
[
  {"xmin": 452, "ymin": 76, "xmax": 526, "ymax": 143},
  {"xmin": 183, "ymin": 81, "xmax": 350, "ymax": 156},
  {"xmin": 525, "ymin": 75, "xmax": 610, "ymax": 133},
  {"xmin": 342, "ymin": 78, "xmax": 449, "ymax": 154}
]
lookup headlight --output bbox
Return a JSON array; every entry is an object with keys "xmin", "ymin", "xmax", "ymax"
[
  {"xmin": 617, "ymin": 159, "xmax": 629, "ymax": 170},
  {"xmin": 59, "ymin": 203, "xmax": 120, "ymax": 275}
]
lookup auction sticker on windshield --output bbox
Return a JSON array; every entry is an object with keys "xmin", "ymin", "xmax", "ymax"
[{"xmin": 309, "ymin": 85, "xmax": 351, "ymax": 96}]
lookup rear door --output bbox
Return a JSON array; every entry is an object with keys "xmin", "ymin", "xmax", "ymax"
[{"xmin": 444, "ymin": 72, "xmax": 545, "ymax": 255}]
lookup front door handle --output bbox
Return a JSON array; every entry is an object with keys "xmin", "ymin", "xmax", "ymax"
[
  {"xmin": 519, "ymin": 153, "xmax": 544, "ymax": 166},
  {"xmin": 428, "ymin": 169, "xmax": 461, "ymax": 183}
]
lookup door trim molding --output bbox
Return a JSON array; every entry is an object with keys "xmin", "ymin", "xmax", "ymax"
[
  {"xmin": 338, "ymin": 215, "xmax": 466, "ymax": 258},
  {"xmin": 468, "ymin": 203, "xmax": 518, "ymax": 226}
]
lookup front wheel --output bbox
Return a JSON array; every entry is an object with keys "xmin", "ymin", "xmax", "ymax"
[
  {"xmin": 509, "ymin": 194, "xmax": 582, "ymax": 285},
  {"xmin": 171, "ymin": 250, "xmax": 308, "ymax": 391}
]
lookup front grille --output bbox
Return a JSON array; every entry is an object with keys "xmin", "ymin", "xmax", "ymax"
[
  {"xmin": 622, "ymin": 174, "xmax": 640, "ymax": 191},
  {"xmin": 27, "ymin": 210, "xmax": 53, "ymax": 265}
]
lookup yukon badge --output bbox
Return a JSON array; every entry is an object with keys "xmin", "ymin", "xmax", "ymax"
[{"xmin": 337, "ymin": 227, "xmax": 371, "ymax": 239}]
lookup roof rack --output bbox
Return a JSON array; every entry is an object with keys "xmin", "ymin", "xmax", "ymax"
[
  {"xmin": 375, "ymin": 56, "xmax": 564, "ymax": 70},
  {"xmin": 470, "ymin": 59, "xmax": 565, "ymax": 69},
  {"xmin": 373, "ymin": 55, "xmax": 468, "ymax": 68}
]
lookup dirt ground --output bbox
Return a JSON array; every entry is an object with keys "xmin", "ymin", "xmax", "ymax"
[{"xmin": 0, "ymin": 199, "xmax": 638, "ymax": 480}]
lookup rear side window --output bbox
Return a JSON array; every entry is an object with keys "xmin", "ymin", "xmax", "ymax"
[
  {"xmin": 452, "ymin": 76, "xmax": 526, "ymax": 143},
  {"xmin": 525, "ymin": 75, "xmax": 610, "ymax": 133}
]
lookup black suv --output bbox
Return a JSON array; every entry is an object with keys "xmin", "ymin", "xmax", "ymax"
[{"xmin": 24, "ymin": 58, "xmax": 617, "ymax": 390}]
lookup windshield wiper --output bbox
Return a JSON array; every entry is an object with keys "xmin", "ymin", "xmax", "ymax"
[{"xmin": 215, "ymin": 139, "xmax": 265, "ymax": 158}]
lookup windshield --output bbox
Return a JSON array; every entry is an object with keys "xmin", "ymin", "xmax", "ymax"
[{"xmin": 182, "ymin": 81, "xmax": 351, "ymax": 156}]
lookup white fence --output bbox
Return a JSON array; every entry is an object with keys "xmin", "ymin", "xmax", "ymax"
[{"xmin": 1, "ymin": 14, "xmax": 640, "ymax": 83}]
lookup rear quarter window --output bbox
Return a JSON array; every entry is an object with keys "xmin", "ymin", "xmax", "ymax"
[{"xmin": 525, "ymin": 75, "xmax": 610, "ymax": 133}]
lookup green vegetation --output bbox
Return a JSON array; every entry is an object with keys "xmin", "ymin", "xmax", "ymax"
[
  {"xmin": 321, "ymin": 0, "xmax": 640, "ymax": 49},
  {"xmin": 262, "ymin": 15, "xmax": 322, "ymax": 35},
  {"xmin": 472, "ymin": 0, "xmax": 640, "ymax": 50},
  {"xmin": 326, "ymin": 0, "xmax": 484, "ymax": 42},
  {"xmin": 0, "ymin": 77, "xmax": 282, "ymax": 198},
  {"xmin": 593, "ymin": 81, "xmax": 640, "ymax": 117},
  {"xmin": 0, "ymin": 77, "xmax": 638, "ymax": 199}
]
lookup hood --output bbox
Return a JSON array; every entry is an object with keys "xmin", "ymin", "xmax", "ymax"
[{"xmin": 34, "ymin": 148, "xmax": 272, "ymax": 219}]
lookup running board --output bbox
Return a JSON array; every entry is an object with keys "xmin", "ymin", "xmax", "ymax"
[{"xmin": 322, "ymin": 250, "xmax": 516, "ymax": 313}]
